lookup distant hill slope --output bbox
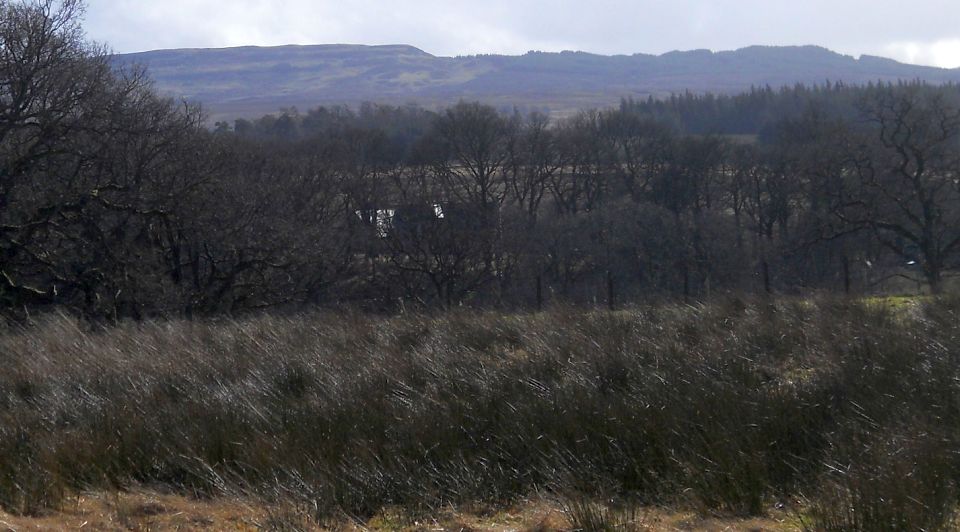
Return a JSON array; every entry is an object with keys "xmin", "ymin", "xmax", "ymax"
[{"xmin": 114, "ymin": 44, "xmax": 960, "ymax": 121}]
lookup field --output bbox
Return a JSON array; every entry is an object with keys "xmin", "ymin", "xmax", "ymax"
[
  {"xmin": 0, "ymin": 490, "xmax": 797, "ymax": 530},
  {"xmin": 1, "ymin": 297, "xmax": 959, "ymax": 530}
]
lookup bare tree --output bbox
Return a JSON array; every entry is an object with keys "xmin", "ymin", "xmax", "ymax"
[
  {"xmin": 431, "ymin": 101, "xmax": 512, "ymax": 227},
  {"xmin": 836, "ymin": 86, "xmax": 960, "ymax": 293},
  {"xmin": 505, "ymin": 111, "xmax": 563, "ymax": 221}
]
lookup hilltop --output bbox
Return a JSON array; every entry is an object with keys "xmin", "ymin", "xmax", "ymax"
[{"xmin": 115, "ymin": 44, "xmax": 960, "ymax": 121}]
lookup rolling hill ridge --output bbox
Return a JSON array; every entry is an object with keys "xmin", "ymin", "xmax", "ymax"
[{"xmin": 114, "ymin": 44, "xmax": 960, "ymax": 121}]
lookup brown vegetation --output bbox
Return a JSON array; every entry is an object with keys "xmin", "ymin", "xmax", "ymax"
[
  {"xmin": 0, "ymin": 297, "xmax": 959, "ymax": 529},
  {"xmin": 0, "ymin": 490, "xmax": 802, "ymax": 531}
]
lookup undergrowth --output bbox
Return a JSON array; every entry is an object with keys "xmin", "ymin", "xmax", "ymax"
[{"xmin": 0, "ymin": 296, "xmax": 958, "ymax": 529}]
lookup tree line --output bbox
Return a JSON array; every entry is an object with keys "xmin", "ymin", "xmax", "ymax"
[{"xmin": 2, "ymin": 0, "xmax": 959, "ymax": 319}]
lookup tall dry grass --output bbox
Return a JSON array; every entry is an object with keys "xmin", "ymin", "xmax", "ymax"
[{"xmin": 0, "ymin": 297, "xmax": 958, "ymax": 529}]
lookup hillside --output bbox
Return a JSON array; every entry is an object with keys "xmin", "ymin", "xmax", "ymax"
[{"xmin": 114, "ymin": 44, "xmax": 960, "ymax": 121}]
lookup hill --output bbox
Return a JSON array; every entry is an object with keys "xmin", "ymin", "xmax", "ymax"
[{"xmin": 114, "ymin": 44, "xmax": 960, "ymax": 121}]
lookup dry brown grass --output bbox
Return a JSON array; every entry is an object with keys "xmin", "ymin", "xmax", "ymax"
[
  {"xmin": 0, "ymin": 490, "xmax": 264, "ymax": 531},
  {"xmin": 1, "ymin": 297, "xmax": 959, "ymax": 529},
  {"xmin": 0, "ymin": 490, "xmax": 801, "ymax": 531}
]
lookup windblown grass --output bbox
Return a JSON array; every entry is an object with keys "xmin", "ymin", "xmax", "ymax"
[{"xmin": 1, "ymin": 297, "xmax": 959, "ymax": 529}]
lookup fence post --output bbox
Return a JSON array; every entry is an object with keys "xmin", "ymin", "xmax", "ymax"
[
  {"xmin": 536, "ymin": 274, "xmax": 543, "ymax": 312},
  {"xmin": 842, "ymin": 255, "xmax": 851, "ymax": 295},
  {"xmin": 607, "ymin": 270, "xmax": 615, "ymax": 311},
  {"xmin": 762, "ymin": 260, "xmax": 771, "ymax": 294}
]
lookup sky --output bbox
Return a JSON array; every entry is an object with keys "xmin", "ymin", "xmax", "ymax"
[{"xmin": 83, "ymin": 0, "xmax": 960, "ymax": 68}]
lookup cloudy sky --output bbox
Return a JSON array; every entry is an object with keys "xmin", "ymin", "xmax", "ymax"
[{"xmin": 83, "ymin": 0, "xmax": 960, "ymax": 68}]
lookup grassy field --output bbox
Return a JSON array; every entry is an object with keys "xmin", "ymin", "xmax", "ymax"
[
  {"xmin": 1, "ymin": 297, "xmax": 959, "ymax": 530},
  {"xmin": 0, "ymin": 490, "xmax": 801, "ymax": 530}
]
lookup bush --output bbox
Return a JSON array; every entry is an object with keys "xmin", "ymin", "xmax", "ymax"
[{"xmin": 0, "ymin": 298, "xmax": 957, "ymax": 524}]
